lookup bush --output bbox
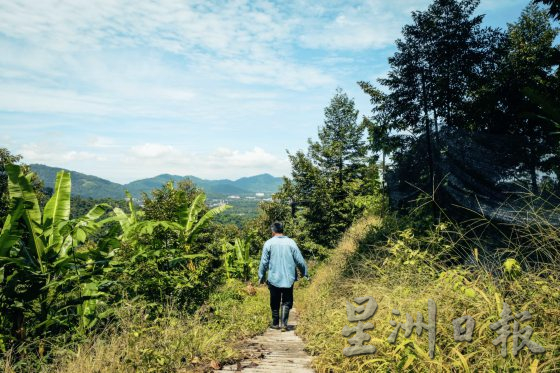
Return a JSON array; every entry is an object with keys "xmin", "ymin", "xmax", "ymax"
[{"xmin": 296, "ymin": 215, "xmax": 560, "ymax": 372}]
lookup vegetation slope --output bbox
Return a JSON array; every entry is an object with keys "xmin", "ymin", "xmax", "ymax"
[{"xmin": 296, "ymin": 216, "xmax": 560, "ymax": 372}]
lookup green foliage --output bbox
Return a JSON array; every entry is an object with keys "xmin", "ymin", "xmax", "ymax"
[
  {"xmin": 0, "ymin": 166, "xmax": 236, "ymax": 362},
  {"xmin": 181, "ymin": 193, "xmax": 232, "ymax": 245},
  {"xmin": 297, "ymin": 216, "xmax": 559, "ymax": 372},
  {"xmin": 69, "ymin": 195, "xmax": 128, "ymax": 219},
  {"xmin": 2, "ymin": 280, "xmax": 271, "ymax": 372},
  {"xmin": 361, "ymin": 0, "xmax": 560, "ymax": 222},
  {"xmin": 284, "ymin": 89, "xmax": 382, "ymax": 248},
  {"xmin": 222, "ymin": 238, "xmax": 257, "ymax": 281},
  {"xmin": 111, "ymin": 181, "xmax": 231, "ymax": 312},
  {"xmin": 0, "ymin": 165, "xmax": 117, "ymax": 351},
  {"xmin": 0, "ymin": 149, "xmax": 44, "ymax": 227},
  {"xmin": 356, "ymin": 86, "xmax": 399, "ymax": 201},
  {"xmin": 504, "ymin": 4, "xmax": 559, "ymax": 190},
  {"xmin": 503, "ymin": 258, "xmax": 522, "ymax": 279}
]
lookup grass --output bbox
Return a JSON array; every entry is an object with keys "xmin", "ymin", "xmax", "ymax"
[
  {"xmin": 4, "ymin": 198, "xmax": 560, "ymax": 372},
  {"xmin": 295, "ymin": 215, "xmax": 560, "ymax": 372},
  {"xmin": 2, "ymin": 279, "xmax": 270, "ymax": 372}
]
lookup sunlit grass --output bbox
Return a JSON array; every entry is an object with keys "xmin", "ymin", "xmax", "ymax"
[
  {"xmin": 2, "ymin": 280, "xmax": 269, "ymax": 372},
  {"xmin": 296, "ymin": 215, "xmax": 560, "ymax": 372}
]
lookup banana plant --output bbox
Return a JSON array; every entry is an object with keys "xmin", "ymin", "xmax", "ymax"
[
  {"xmin": 113, "ymin": 191, "xmax": 140, "ymax": 234},
  {"xmin": 109, "ymin": 187, "xmax": 231, "ymax": 306},
  {"xmin": 0, "ymin": 165, "xmax": 117, "ymax": 343},
  {"xmin": 179, "ymin": 193, "xmax": 232, "ymax": 245},
  {"xmin": 114, "ymin": 190, "xmax": 182, "ymax": 244},
  {"xmin": 117, "ymin": 189, "xmax": 231, "ymax": 251},
  {"xmin": 223, "ymin": 238, "xmax": 256, "ymax": 281}
]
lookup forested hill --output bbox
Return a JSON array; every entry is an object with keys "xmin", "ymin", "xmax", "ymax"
[{"xmin": 29, "ymin": 164, "xmax": 283, "ymax": 199}]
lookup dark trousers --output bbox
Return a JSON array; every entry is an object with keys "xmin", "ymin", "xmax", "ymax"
[{"xmin": 267, "ymin": 281, "xmax": 294, "ymax": 311}]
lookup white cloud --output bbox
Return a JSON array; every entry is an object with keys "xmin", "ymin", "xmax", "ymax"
[
  {"xmin": 0, "ymin": 0, "xmax": 340, "ymax": 122},
  {"xmin": 62, "ymin": 151, "xmax": 106, "ymax": 162},
  {"xmin": 1, "ymin": 0, "xmax": 527, "ymax": 184},
  {"xmin": 0, "ymin": 84, "xmax": 119, "ymax": 116},
  {"xmin": 297, "ymin": 0, "xmax": 428, "ymax": 50},
  {"xmin": 0, "ymin": 0, "xmax": 325, "ymax": 81},
  {"xmin": 122, "ymin": 143, "xmax": 290, "ymax": 180},
  {"xmin": 3, "ymin": 0, "xmax": 479, "ymax": 122},
  {"xmin": 129, "ymin": 143, "xmax": 181, "ymax": 158},
  {"xmin": 207, "ymin": 147, "xmax": 285, "ymax": 169},
  {"xmin": 0, "ymin": 0, "xmax": 417, "ymax": 55},
  {"xmin": 88, "ymin": 136, "xmax": 117, "ymax": 148},
  {"xmin": 20, "ymin": 143, "xmax": 106, "ymax": 163},
  {"xmin": 208, "ymin": 58, "xmax": 334, "ymax": 90},
  {"xmin": 13, "ymin": 140, "xmax": 290, "ymax": 182}
]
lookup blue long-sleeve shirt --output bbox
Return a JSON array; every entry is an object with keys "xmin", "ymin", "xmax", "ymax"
[{"xmin": 258, "ymin": 235, "xmax": 308, "ymax": 288}]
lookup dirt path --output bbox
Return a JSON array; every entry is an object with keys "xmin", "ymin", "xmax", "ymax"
[{"xmin": 215, "ymin": 308, "xmax": 314, "ymax": 372}]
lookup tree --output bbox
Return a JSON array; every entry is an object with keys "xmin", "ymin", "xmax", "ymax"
[
  {"xmin": 0, "ymin": 166, "xmax": 116, "ymax": 345},
  {"xmin": 308, "ymin": 88, "xmax": 368, "ymax": 188},
  {"xmin": 113, "ymin": 181, "xmax": 231, "ymax": 311},
  {"xmin": 505, "ymin": 4, "xmax": 559, "ymax": 192},
  {"xmin": 534, "ymin": 0, "xmax": 560, "ymax": 20},
  {"xmin": 142, "ymin": 179, "xmax": 201, "ymax": 222},
  {"xmin": 481, "ymin": 4, "xmax": 560, "ymax": 192},
  {"xmin": 0, "ymin": 148, "xmax": 44, "ymax": 226},
  {"xmin": 358, "ymin": 82, "xmax": 401, "ymax": 191},
  {"xmin": 371, "ymin": 0, "xmax": 503, "ymax": 218},
  {"xmin": 287, "ymin": 89, "xmax": 373, "ymax": 247},
  {"xmin": 288, "ymin": 150, "xmax": 336, "ymax": 246}
]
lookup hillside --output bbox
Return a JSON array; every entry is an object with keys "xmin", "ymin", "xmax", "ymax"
[
  {"xmin": 29, "ymin": 164, "xmax": 284, "ymax": 200},
  {"xmin": 29, "ymin": 164, "xmax": 125, "ymax": 200},
  {"xmin": 295, "ymin": 216, "xmax": 559, "ymax": 372}
]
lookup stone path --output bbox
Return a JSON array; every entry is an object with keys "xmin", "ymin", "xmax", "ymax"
[{"xmin": 215, "ymin": 308, "xmax": 314, "ymax": 372}]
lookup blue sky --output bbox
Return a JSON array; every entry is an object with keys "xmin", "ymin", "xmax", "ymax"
[{"xmin": 0, "ymin": 0, "xmax": 530, "ymax": 183}]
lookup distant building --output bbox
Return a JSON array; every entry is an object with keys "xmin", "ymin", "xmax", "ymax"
[
  {"xmin": 228, "ymin": 195, "xmax": 241, "ymax": 199},
  {"xmin": 255, "ymin": 192, "xmax": 265, "ymax": 197},
  {"xmin": 209, "ymin": 199, "xmax": 227, "ymax": 207}
]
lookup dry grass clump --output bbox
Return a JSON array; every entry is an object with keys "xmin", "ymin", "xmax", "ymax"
[{"xmin": 296, "ymin": 215, "xmax": 560, "ymax": 372}]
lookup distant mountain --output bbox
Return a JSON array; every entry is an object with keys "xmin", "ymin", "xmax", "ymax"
[
  {"xmin": 235, "ymin": 174, "xmax": 285, "ymax": 193},
  {"xmin": 29, "ymin": 164, "xmax": 284, "ymax": 200},
  {"xmin": 30, "ymin": 164, "xmax": 125, "ymax": 199},
  {"xmin": 125, "ymin": 174, "xmax": 251, "ymax": 197},
  {"xmin": 124, "ymin": 174, "xmax": 186, "ymax": 197}
]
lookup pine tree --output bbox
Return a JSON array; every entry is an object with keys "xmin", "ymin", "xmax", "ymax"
[
  {"xmin": 497, "ymin": 4, "xmax": 560, "ymax": 192},
  {"xmin": 287, "ymin": 89, "xmax": 371, "ymax": 247},
  {"xmin": 308, "ymin": 88, "xmax": 368, "ymax": 189},
  {"xmin": 372, "ymin": 0, "xmax": 502, "ymax": 217}
]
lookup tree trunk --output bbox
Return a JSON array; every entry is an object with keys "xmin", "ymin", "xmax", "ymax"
[
  {"xmin": 530, "ymin": 166, "xmax": 538, "ymax": 194},
  {"xmin": 421, "ymin": 71, "xmax": 437, "ymax": 221},
  {"xmin": 381, "ymin": 151, "xmax": 386, "ymax": 191},
  {"xmin": 338, "ymin": 155, "xmax": 343, "ymax": 189},
  {"xmin": 530, "ymin": 147, "xmax": 539, "ymax": 194},
  {"xmin": 528, "ymin": 136, "xmax": 539, "ymax": 194}
]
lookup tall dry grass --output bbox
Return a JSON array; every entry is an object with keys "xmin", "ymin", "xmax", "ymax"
[{"xmin": 295, "ymin": 212, "xmax": 560, "ymax": 372}]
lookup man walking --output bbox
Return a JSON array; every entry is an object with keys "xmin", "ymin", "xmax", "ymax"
[{"xmin": 258, "ymin": 221, "xmax": 309, "ymax": 331}]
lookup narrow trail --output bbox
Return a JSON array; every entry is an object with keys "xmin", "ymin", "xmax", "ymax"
[{"xmin": 215, "ymin": 308, "xmax": 314, "ymax": 373}]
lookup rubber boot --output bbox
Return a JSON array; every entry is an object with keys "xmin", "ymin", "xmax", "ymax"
[
  {"xmin": 270, "ymin": 309, "xmax": 280, "ymax": 329},
  {"xmin": 280, "ymin": 305, "xmax": 290, "ymax": 332}
]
